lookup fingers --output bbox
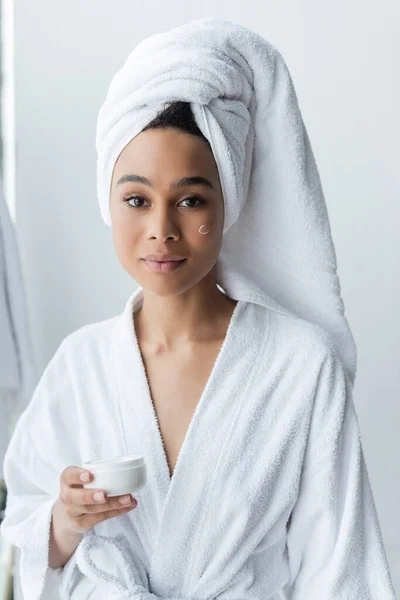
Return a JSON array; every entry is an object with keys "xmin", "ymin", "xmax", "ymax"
[
  {"xmin": 62, "ymin": 486, "xmax": 109, "ymax": 508},
  {"xmin": 64, "ymin": 489, "xmax": 136, "ymax": 516},
  {"xmin": 59, "ymin": 465, "xmax": 138, "ymax": 532},
  {"xmin": 61, "ymin": 466, "xmax": 93, "ymax": 487},
  {"xmin": 59, "ymin": 466, "xmax": 91, "ymax": 509},
  {"xmin": 72, "ymin": 504, "xmax": 136, "ymax": 532},
  {"xmin": 84, "ymin": 494, "xmax": 137, "ymax": 513}
]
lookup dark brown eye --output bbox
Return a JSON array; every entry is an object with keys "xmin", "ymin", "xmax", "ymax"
[
  {"xmin": 122, "ymin": 195, "xmax": 147, "ymax": 208},
  {"xmin": 179, "ymin": 197, "xmax": 205, "ymax": 208},
  {"xmin": 121, "ymin": 195, "xmax": 206, "ymax": 209}
]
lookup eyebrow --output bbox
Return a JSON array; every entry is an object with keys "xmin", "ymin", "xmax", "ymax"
[{"xmin": 116, "ymin": 174, "xmax": 216, "ymax": 191}]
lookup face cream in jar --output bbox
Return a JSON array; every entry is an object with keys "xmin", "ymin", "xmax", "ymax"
[{"xmin": 82, "ymin": 455, "xmax": 146, "ymax": 497}]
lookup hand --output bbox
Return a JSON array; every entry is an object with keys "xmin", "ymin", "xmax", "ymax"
[{"xmin": 55, "ymin": 466, "xmax": 138, "ymax": 534}]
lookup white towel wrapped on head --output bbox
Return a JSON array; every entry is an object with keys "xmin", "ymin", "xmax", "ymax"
[{"xmin": 96, "ymin": 17, "xmax": 357, "ymax": 387}]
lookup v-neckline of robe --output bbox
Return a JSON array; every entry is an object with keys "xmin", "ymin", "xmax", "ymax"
[{"xmin": 130, "ymin": 290, "xmax": 244, "ymax": 491}]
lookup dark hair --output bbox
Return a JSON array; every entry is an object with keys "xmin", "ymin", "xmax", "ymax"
[{"xmin": 142, "ymin": 100, "xmax": 209, "ymax": 146}]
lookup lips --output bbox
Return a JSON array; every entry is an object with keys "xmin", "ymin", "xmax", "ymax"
[
  {"xmin": 153, "ymin": 259, "xmax": 182, "ymax": 263},
  {"xmin": 142, "ymin": 258, "xmax": 187, "ymax": 273},
  {"xmin": 142, "ymin": 253, "xmax": 186, "ymax": 262}
]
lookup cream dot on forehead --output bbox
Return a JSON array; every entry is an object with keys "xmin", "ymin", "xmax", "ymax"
[{"xmin": 199, "ymin": 224, "xmax": 211, "ymax": 234}]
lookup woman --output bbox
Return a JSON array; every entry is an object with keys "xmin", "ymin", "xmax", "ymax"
[{"xmin": 1, "ymin": 18, "xmax": 396, "ymax": 600}]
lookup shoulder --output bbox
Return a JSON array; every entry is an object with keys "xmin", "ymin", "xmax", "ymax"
[
  {"xmin": 43, "ymin": 314, "xmax": 121, "ymax": 379},
  {"xmin": 265, "ymin": 310, "xmax": 351, "ymax": 416},
  {"xmin": 11, "ymin": 315, "xmax": 121, "ymax": 458},
  {"xmin": 20, "ymin": 314, "xmax": 120, "ymax": 417},
  {"xmin": 252, "ymin": 302, "xmax": 339, "ymax": 364},
  {"xmin": 259, "ymin": 306, "xmax": 351, "ymax": 427},
  {"xmin": 59, "ymin": 314, "xmax": 119, "ymax": 356}
]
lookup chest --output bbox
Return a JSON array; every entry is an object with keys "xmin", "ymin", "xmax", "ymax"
[{"xmin": 139, "ymin": 340, "xmax": 224, "ymax": 478}]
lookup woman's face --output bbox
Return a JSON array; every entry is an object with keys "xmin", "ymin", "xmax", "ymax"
[{"xmin": 109, "ymin": 127, "xmax": 225, "ymax": 297}]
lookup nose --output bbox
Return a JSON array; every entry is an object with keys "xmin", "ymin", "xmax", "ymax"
[{"xmin": 148, "ymin": 204, "xmax": 180, "ymax": 241}]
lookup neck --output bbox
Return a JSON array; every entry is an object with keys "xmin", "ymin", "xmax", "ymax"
[{"xmin": 134, "ymin": 271, "xmax": 237, "ymax": 349}]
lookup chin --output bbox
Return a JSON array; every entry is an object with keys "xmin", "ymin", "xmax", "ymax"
[{"xmin": 137, "ymin": 276, "xmax": 202, "ymax": 299}]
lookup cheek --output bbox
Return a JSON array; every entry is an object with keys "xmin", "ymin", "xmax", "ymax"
[
  {"xmin": 111, "ymin": 220, "xmax": 139, "ymax": 259},
  {"xmin": 190, "ymin": 221, "xmax": 222, "ymax": 257},
  {"xmin": 187, "ymin": 221, "xmax": 215, "ymax": 245}
]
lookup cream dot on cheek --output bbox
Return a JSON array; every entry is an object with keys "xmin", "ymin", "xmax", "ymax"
[{"xmin": 198, "ymin": 224, "xmax": 212, "ymax": 235}]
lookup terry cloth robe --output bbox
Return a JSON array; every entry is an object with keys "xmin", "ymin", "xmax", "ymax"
[{"xmin": 0, "ymin": 287, "xmax": 396, "ymax": 600}]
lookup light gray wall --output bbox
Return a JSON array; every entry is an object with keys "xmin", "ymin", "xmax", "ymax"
[{"xmin": 13, "ymin": 0, "xmax": 400, "ymax": 593}]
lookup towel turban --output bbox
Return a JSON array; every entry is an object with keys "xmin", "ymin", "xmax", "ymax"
[{"xmin": 95, "ymin": 18, "xmax": 357, "ymax": 387}]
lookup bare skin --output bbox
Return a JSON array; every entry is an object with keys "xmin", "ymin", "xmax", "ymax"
[
  {"xmin": 134, "ymin": 314, "xmax": 235, "ymax": 478},
  {"xmin": 109, "ymin": 126, "xmax": 238, "ymax": 478},
  {"xmin": 49, "ymin": 467, "xmax": 138, "ymax": 568}
]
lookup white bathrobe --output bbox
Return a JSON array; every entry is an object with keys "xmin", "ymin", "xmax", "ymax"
[{"xmin": 0, "ymin": 287, "xmax": 396, "ymax": 599}]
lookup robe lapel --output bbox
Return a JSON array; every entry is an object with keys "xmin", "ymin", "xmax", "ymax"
[
  {"xmin": 110, "ymin": 287, "xmax": 268, "ymax": 597},
  {"xmin": 110, "ymin": 286, "xmax": 169, "ymax": 547},
  {"xmin": 149, "ymin": 297, "xmax": 269, "ymax": 597}
]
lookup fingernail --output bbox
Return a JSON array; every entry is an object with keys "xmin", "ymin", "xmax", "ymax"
[
  {"xmin": 118, "ymin": 495, "xmax": 132, "ymax": 505},
  {"xmin": 93, "ymin": 492, "xmax": 105, "ymax": 502},
  {"xmin": 80, "ymin": 472, "xmax": 90, "ymax": 482}
]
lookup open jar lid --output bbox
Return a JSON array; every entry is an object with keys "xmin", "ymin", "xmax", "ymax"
[{"xmin": 83, "ymin": 454, "xmax": 144, "ymax": 472}]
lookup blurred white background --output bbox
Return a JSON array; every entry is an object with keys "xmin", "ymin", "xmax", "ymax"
[{"xmin": 1, "ymin": 0, "xmax": 399, "ymax": 596}]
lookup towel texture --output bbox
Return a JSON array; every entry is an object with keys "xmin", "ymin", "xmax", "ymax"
[
  {"xmin": 96, "ymin": 17, "xmax": 357, "ymax": 386},
  {"xmin": 1, "ymin": 288, "xmax": 396, "ymax": 599}
]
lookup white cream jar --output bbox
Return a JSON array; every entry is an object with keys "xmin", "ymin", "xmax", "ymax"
[{"xmin": 82, "ymin": 455, "xmax": 146, "ymax": 497}]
